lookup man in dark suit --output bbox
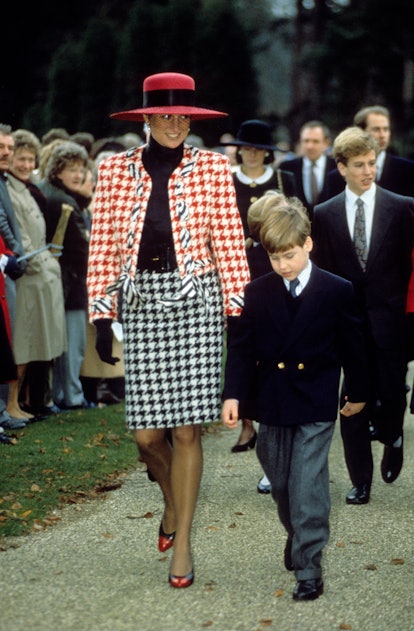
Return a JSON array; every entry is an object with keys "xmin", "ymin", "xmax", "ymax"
[
  {"xmin": 280, "ymin": 120, "xmax": 337, "ymax": 220},
  {"xmin": 222, "ymin": 194, "xmax": 368, "ymax": 600},
  {"xmin": 312, "ymin": 127, "xmax": 414, "ymax": 505}
]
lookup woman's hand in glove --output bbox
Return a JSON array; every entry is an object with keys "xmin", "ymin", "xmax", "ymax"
[
  {"xmin": 94, "ymin": 319, "xmax": 120, "ymax": 365},
  {"xmin": 5, "ymin": 255, "xmax": 25, "ymax": 280}
]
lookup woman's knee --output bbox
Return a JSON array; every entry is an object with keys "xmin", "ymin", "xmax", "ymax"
[
  {"xmin": 134, "ymin": 428, "xmax": 166, "ymax": 455},
  {"xmin": 172, "ymin": 424, "xmax": 202, "ymax": 448}
]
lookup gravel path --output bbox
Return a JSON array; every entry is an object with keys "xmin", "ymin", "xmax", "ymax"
[{"xmin": 1, "ymin": 367, "xmax": 413, "ymax": 631}]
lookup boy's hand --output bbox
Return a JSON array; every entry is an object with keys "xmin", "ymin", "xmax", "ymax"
[
  {"xmin": 222, "ymin": 399, "xmax": 239, "ymax": 428},
  {"xmin": 341, "ymin": 399, "xmax": 366, "ymax": 417}
]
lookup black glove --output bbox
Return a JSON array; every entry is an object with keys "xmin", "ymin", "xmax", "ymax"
[
  {"xmin": 226, "ymin": 315, "xmax": 241, "ymax": 344},
  {"xmin": 95, "ymin": 319, "xmax": 120, "ymax": 365},
  {"xmin": 4, "ymin": 255, "xmax": 25, "ymax": 280}
]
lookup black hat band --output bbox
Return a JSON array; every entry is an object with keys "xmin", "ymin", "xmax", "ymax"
[{"xmin": 143, "ymin": 89, "xmax": 195, "ymax": 108}]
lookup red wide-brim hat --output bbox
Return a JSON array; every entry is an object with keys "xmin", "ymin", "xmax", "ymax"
[{"xmin": 111, "ymin": 72, "xmax": 228, "ymax": 121}]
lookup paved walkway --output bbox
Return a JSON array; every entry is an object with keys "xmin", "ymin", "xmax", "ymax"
[{"xmin": 1, "ymin": 365, "xmax": 414, "ymax": 631}]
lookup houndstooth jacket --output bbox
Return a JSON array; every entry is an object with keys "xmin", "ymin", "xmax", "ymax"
[{"xmin": 87, "ymin": 143, "xmax": 250, "ymax": 321}]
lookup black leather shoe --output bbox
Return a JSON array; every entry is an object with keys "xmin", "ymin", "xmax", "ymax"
[
  {"xmin": 293, "ymin": 578, "xmax": 323, "ymax": 601},
  {"xmin": 381, "ymin": 437, "xmax": 403, "ymax": 483},
  {"xmin": 0, "ymin": 432, "xmax": 13, "ymax": 444},
  {"xmin": 231, "ymin": 431, "xmax": 257, "ymax": 453},
  {"xmin": 284, "ymin": 537, "xmax": 294, "ymax": 571},
  {"xmin": 345, "ymin": 484, "xmax": 370, "ymax": 505}
]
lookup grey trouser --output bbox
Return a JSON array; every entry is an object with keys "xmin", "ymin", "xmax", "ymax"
[
  {"xmin": 257, "ymin": 421, "xmax": 335, "ymax": 581},
  {"xmin": 53, "ymin": 309, "xmax": 86, "ymax": 407}
]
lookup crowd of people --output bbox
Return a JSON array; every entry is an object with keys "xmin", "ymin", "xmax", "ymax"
[
  {"xmin": 0, "ymin": 123, "xmax": 129, "ymax": 438},
  {"xmin": 1, "ymin": 72, "xmax": 414, "ymax": 601}
]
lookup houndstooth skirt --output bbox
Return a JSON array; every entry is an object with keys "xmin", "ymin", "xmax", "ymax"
[{"xmin": 122, "ymin": 269, "xmax": 224, "ymax": 430}]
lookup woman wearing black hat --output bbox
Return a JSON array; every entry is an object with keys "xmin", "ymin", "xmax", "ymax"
[
  {"xmin": 221, "ymin": 120, "xmax": 296, "ymax": 465},
  {"xmin": 87, "ymin": 72, "xmax": 250, "ymax": 588}
]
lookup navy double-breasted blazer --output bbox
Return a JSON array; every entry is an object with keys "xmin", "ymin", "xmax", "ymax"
[{"xmin": 222, "ymin": 265, "xmax": 368, "ymax": 426}]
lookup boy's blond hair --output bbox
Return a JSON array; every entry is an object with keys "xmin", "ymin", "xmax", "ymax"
[
  {"xmin": 246, "ymin": 190, "xmax": 287, "ymax": 247},
  {"xmin": 333, "ymin": 126, "xmax": 379, "ymax": 166},
  {"xmin": 259, "ymin": 195, "xmax": 311, "ymax": 254},
  {"xmin": 246, "ymin": 190, "xmax": 307, "ymax": 249}
]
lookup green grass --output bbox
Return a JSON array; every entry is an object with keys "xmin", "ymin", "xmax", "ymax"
[{"xmin": 0, "ymin": 402, "xmax": 138, "ymax": 540}]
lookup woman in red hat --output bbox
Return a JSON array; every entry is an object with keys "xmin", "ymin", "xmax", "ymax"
[{"xmin": 87, "ymin": 72, "xmax": 250, "ymax": 588}]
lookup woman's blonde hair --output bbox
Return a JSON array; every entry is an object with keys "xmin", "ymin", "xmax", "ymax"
[
  {"xmin": 259, "ymin": 197, "xmax": 310, "ymax": 254},
  {"xmin": 246, "ymin": 190, "xmax": 287, "ymax": 246},
  {"xmin": 246, "ymin": 190, "xmax": 309, "ymax": 253}
]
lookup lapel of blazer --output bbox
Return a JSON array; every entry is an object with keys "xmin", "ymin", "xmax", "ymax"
[
  {"xmin": 320, "ymin": 157, "xmax": 336, "ymax": 198},
  {"xmin": 294, "ymin": 158, "xmax": 306, "ymax": 200},
  {"xmin": 327, "ymin": 194, "xmax": 367, "ymax": 275},
  {"xmin": 366, "ymin": 186, "xmax": 394, "ymax": 270}
]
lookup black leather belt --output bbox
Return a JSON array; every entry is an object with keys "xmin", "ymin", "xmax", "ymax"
[{"xmin": 137, "ymin": 245, "xmax": 178, "ymax": 273}]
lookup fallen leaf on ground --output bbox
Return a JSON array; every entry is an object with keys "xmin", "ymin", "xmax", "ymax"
[
  {"xmin": 19, "ymin": 510, "xmax": 32, "ymax": 519},
  {"xmin": 259, "ymin": 619, "xmax": 273, "ymax": 627},
  {"xmin": 390, "ymin": 558, "xmax": 404, "ymax": 565},
  {"xmin": 95, "ymin": 481, "xmax": 123, "ymax": 493}
]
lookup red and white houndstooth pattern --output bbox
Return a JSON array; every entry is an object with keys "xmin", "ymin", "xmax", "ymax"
[{"xmin": 87, "ymin": 144, "xmax": 250, "ymax": 321}]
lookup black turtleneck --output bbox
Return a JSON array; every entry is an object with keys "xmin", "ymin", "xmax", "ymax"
[{"xmin": 138, "ymin": 136, "xmax": 183, "ymax": 269}]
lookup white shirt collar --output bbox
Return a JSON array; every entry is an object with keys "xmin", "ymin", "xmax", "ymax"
[
  {"xmin": 283, "ymin": 260, "xmax": 312, "ymax": 295},
  {"xmin": 304, "ymin": 155, "xmax": 326, "ymax": 168},
  {"xmin": 376, "ymin": 150, "xmax": 386, "ymax": 170},
  {"xmin": 235, "ymin": 165, "xmax": 274, "ymax": 185},
  {"xmin": 345, "ymin": 183, "xmax": 376, "ymax": 207}
]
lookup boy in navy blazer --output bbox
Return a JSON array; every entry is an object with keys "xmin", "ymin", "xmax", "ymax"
[{"xmin": 222, "ymin": 192, "xmax": 368, "ymax": 601}]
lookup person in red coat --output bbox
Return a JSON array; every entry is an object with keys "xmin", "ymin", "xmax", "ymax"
[{"xmin": 406, "ymin": 248, "xmax": 414, "ymax": 412}]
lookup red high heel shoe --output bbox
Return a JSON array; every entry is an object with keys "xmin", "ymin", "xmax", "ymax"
[
  {"xmin": 168, "ymin": 569, "xmax": 194, "ymax": 588},
  {"xmin": 158, "ymin": 522, "xmax": 175, "ymax": 552}
]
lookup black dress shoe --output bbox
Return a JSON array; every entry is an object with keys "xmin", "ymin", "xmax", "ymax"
[
  {"xmin": 345, "ymin": 484, "xmax": 370, "ymax": 505},
  {"xmin": 381, "ymin": 437, "xmax": 403, "ymax": 483},
  {"xmin": 293, "ymin": 578, "xmax": 323, "ymax": 601},
  {"xmin": 231, "ymin": 431, "xmax": 257, "ymax": 453},
  {"xmin": 0, "ymin": 432, "xmax": 13, "ymax": 444},
  {"xmin": 284, "ymin": 537, "xmax": 294, "ymax": 571}
]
